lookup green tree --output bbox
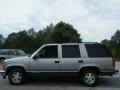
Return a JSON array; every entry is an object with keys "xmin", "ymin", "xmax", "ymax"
[
  {"xmin": 0, "ymin": 34, "xmax": 4, "ymax": 43},
  {"xmin": 2, "ymin": 21, "xmax": 82, "ymax": 54},
  {"xmin": 49, "ymin": 22, "xmax": 82, "ymax": 43},
  {"xmin": 4, "ymin": 31, "xmax": 35, "ymax": 53},
  {"xmin": 111, "ymin": 30, "xmax": 120, "ymax": 47},
  {"xmin": 101, "ymin": 30, "xmax": 120, "ymax": 61},
  {"xmin": 0, "ymin": 34, "xmax": 4, "ymax": 48}
]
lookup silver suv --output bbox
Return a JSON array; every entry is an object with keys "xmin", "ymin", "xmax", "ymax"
[{"xmin": 0, "ymin": 43, "xmax": 119, "ymax": 86}]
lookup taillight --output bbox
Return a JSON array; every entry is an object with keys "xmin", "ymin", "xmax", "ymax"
[{"xmin": 112, "ymin": 58, "xmax": 115, "ymax": 67}]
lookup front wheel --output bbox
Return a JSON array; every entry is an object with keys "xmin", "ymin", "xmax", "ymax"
[
  {"xmin": 80, "ymin": 69, "xmax": 98, "ymax": 86},
  {"xmin": 8, "ymin": 69, "xmax": 26, "ymax": 85}
]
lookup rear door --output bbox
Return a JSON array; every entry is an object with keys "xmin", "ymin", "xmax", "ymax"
[{"xmin": 60, "ymin": 45, "xmax": 83, "ymax": 72}]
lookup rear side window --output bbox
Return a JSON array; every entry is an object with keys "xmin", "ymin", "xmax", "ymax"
[
  {"xmin": 85, "ymin": 44, "xmax": 112, "ymax": 57},
  {"xmin": 62, "ymin": 45, "xmax": 81, "ymax": 58}
]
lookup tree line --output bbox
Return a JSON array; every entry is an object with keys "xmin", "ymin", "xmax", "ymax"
[
  {"xmin": 101, "ymin": 30, "xmax": 120, "ymax": 61},
  {"xmin": 0, "ymin": 21, "xmax": 120, "ymax": 61},
  {"xmin": 0, "ymin": 21, "xmax": 82, "ymax": 53}
]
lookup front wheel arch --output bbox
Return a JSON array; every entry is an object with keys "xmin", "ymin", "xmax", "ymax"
[{"xmin": 6, "ymin": 66, "xmax": 27, "ymax": 77}]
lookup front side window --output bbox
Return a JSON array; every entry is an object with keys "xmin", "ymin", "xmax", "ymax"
[
  {"xmin": 62, "ymin": 45, "xmax": 81, "ymax": 58},
  {"xmin": 38, "ymin": 45, "xmax": 58, "ymax": 58}
]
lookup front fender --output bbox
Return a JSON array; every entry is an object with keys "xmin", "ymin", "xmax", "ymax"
[
  {"xmin": 5, "ymin": 64, "xmax": 27, "ymax": 76},
  {"xmin": 5, "ymin": 64, "xmax": 27, "ymax": 71}
]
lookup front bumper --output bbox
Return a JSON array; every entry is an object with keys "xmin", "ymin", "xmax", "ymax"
[{"xmin": 0, "ymin": 70, "xmax": 6, "ymax": 79}]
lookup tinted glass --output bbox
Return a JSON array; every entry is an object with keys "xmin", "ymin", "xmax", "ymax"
[
  {"xmin": 62, "ymin": 45, "xmax": 80, "ymax": 58},
  {"xmin": 17, "ymin": 50, "xmax": 25, "ymax": 55},
  {"xmin": 39, "ymin": 46, "xmax": 58, "ymax": 58},
  {"xmin": 85, "ymin": 44, "xmax": 112, "ymax": 57}
]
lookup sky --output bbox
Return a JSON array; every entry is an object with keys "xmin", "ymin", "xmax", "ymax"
[{"xmin": 0, "ymin": 0, "xmax": 120, "ymax": 42}]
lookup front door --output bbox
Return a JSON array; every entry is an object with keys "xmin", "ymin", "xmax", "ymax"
[{"xmin": 29, "ymin": 45, "xmax": 59, "ymax": 72}]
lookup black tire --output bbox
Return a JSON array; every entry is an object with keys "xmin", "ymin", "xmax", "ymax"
[
  {"xmin": 80, "ymin": 69, "xmax": 98, "ymax": 86},
  {"xmin": 8, "ymin": 69, "xmax": 26, "ymax": 85}
]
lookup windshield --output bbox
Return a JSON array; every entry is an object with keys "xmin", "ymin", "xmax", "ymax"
[{"xmin": 17, "ymin": 50, "xmax": 25, "ymax": 55}]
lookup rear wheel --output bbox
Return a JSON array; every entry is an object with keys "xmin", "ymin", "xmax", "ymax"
[
  {"xmin": 8, "ymin": 69, "xmax": 26, "ymax": 85},
  {"xmin": 80, "ymin": 69, "xmax": 98, "ymax": 86}
]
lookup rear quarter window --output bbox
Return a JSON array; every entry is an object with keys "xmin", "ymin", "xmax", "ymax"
[{"xmin": 85, "ymin": 44, "xmax": 112, "ymax": 57}]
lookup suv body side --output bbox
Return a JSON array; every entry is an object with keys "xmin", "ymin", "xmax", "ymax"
[
  {"xmin": 28, "ymin": 43, "xmax": 114, "ymax": 76},
  {"xmin": 0, "ymin": 43, "xmax": 119, "ymax": 86},
  {"xmin": 2, "ymin": 43, "xmax": 116, "ymax": 78}
]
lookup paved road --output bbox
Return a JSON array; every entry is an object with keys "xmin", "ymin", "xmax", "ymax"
[{"xmin": 0, "ymin": 62, "xmax": 120, "ymax": 90}]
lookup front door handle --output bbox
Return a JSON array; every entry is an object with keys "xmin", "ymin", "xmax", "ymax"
[
  {"xmin": 54, "ymin": 61, "xmax": 60, "ymax": 63},
  {"xmin": 78, "ymin": 60, "xmax": 83, "ymax": 63}
]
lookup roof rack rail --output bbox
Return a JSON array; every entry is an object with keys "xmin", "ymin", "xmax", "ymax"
[
  {"xmin": 81, "ymin": 42, "xmax": 99, "ymax": 43},
  {"xmin": 46, "ymin": 42, "xmax": 99, "ymax": 45},
  {"xmin": 81, "ymin": 42, "xmax": 98, "ymax": 43},
  {"xmin": 61, "ymin": 43, "xmax": 80, "ymax": 45}
]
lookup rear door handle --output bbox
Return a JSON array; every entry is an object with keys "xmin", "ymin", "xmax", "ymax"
[
  {"xmin": 78, "ymin": 60, "xmax": 83, "ymax": 63},
  {"xmin": 54, "ymin": 61, "xmax": 60, "ymax": 63}
]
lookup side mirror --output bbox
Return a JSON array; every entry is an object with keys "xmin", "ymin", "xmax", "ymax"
[
  {"xmin": 33, "ymin": 54, "xmax": 39, "ymax": 59},
  {"xmin": 33, "ymin": 53, "xmax": 46, "ymax": 59}
]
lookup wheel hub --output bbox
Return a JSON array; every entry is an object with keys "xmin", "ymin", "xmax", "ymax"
[
  {"xmin": 11, "ymin": 72, "xmax": 22, "ymax": 83},
  {"xmin": 84, "ymin": 73, "xmax": 96, "ymax": 84}
]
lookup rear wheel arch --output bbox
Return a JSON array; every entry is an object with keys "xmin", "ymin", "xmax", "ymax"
[{"xmin": 79, "ymin": 66, "xmax": 100, "ymax": 75}]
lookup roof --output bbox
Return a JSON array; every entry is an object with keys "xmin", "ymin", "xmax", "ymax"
[{"xmin": 44, "ymin": 42, "xmax": 99, "ymax": 46}]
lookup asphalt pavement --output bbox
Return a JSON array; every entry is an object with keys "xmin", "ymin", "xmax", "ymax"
[{"xmin": 0, "ymin": 62, "xmax": 120, "ymax": 90}]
